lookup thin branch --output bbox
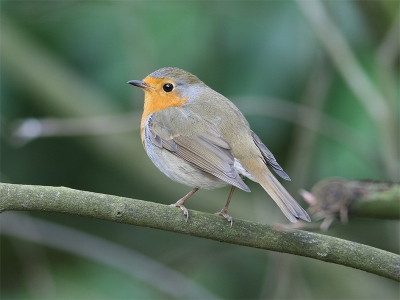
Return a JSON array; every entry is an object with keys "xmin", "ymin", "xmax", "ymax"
[
  {"xmin": 1, "ymin": 183, "xmax": 399, "ymax": 282},
  {"xmin": 8, "ymin": 112, "xmax": 141, "ymax": 146},
  {"xmin": 296, "ymin": 0, "xmax": 389, "ymax": 122},
  {"xmin": 7, "ymin": 97, "xmax": 371, "ymax": 162},
  {"xmin": 296, "ymin": 0, "xmax": 399, "ymax": 180}
]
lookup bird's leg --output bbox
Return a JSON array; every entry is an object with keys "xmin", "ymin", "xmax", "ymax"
[
  {"xmin": 215, "ymin": 186, "xmax": 236, "ymax": 226},
  {"xmin": 170, "ymin": 188, "xmax": 199, "ymax": 222}
]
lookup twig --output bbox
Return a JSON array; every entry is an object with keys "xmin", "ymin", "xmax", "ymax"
[
  {"xmin": 1, "ymin": 183, "xmax": 399, "ymax": 281},
  {"xmin": 9, "ymin": 112, "xmax": 141, "ymax": 146}
]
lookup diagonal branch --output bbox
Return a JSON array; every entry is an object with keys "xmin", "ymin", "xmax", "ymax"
[
  {"xmin": 295, "ymin": 0, "xmax": 389, "ymax": 122},
  {"xmin": 0, "ymin": 182, "xmax": 399, "ymax": 282},
  {"xmin": 296, "ymin": 0, "xmax": 399, "ymax": 180}
]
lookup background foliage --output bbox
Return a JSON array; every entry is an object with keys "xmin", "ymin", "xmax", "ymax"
[{"xmin": 1, "ymin": 0, "xmax": 399, "ymax": 299}]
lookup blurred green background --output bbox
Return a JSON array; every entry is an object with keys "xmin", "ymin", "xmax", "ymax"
[{"xmin": 1, "ymin": 0, "xmax": 399, "ymax": 299}]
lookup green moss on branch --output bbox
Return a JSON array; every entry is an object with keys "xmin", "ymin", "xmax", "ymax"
[{"xmin": 1, "ymin": 182, "xmax": 399, "ymax": 281}]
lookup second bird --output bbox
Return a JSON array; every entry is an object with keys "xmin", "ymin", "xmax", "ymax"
[{"xmin": 128, "ymin": 67, "xmax": 310, "ymax": 225}]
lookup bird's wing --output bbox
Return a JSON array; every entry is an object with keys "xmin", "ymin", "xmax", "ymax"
[
  {"xmin": 147, "ymin": 110, "xmax": 250, "ymax": 192},
  {"xmin": 251, "ymin": 131, "xmax": 291, "ymax": 181}
]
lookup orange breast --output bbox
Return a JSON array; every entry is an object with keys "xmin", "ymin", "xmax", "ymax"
[{"xmin": 140, "ymin": 76, "xmax": 188, "ymax": 149}]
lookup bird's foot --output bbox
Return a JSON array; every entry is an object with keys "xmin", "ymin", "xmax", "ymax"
[
  {"xmin": 170, "ymin": 201, "xmax": 189, "ymax": 222},
  {"xmin": 215, "ymin": 210, "xmax": 233, "ymax": 227},
  {"xmin": 169, "ymin": 188, "xmax": 199, "ymax": 222}
]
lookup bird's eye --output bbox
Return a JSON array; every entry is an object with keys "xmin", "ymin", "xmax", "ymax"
[{"xmin": 162, "ymin": 83, "xmax": 174, "ymax": 92}]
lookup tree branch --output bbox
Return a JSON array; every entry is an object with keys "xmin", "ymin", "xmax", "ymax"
[
  {"xmin": 302, "ymin": 178, "xmax": 400, "ymax": 221},
  {"xmin": 1, "ymin": 183, "xmax": 399, "ymax": 281}
]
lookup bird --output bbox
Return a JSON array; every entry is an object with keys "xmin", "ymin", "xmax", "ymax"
[{"xmin": 128, "ymin": 67, "xmax": 310, "ymax": 225}]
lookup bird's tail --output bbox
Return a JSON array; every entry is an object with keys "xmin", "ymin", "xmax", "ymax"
[{"xmin": 247, "ymin": 162, "xmax": 310, "ymax": 223}]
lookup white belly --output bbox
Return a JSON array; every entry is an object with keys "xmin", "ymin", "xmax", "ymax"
[{"xmin": 144, "ymin": 131, "xmax": 228, "ymax": 190}]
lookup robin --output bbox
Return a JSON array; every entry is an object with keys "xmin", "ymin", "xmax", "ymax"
[{"xmin": 128, "ymin": 67, "xmax": 310, "ymax": 225}]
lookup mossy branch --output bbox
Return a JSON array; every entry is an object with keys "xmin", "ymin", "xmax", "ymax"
[{"xmin": 1, "ymin": 182, "xmax": 399, "ymax": 281}]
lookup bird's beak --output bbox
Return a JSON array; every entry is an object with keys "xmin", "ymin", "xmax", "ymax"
[{"xmin": 127, "ymin": 80, "xmax": 150, "ymax": 89}]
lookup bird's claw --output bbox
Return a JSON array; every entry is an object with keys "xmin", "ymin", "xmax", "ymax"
[
  {"xmin": 215, "ymin": 210, "xmax": 233, "ymax": 227},
  {"xmin": 170, "ymin": 203, "xmax": 189, "ymax": 222}
]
